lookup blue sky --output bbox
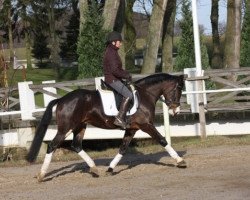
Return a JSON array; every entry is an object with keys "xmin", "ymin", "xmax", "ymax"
[{"xmin": 133, "ymin": 0, "xmax": 227, "ymax": 35}]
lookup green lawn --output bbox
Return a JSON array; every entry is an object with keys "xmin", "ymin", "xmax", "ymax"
[
  {"xmin": 2, "ymin": 48, "xmax": 26, "ymax": 61},
  {"xmin": 6, "ymin": 67, "xmax": 58, "ymax": 86},
  {"xmin": 3, "ymin": 47, "xmax": 77, "ymax": 86}
]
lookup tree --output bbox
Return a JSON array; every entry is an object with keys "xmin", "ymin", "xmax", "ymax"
[
  {"xmin": 200, "ymin": 36, "xmax": 210, "ymax": 70},
  {"xmin": 102, "ymin": 0, "xmax": 120, "ymax": 31},
  {"xmin": 113, "ymin": 1, "xmax": 126, "ymax": 68},
  {"xmin": 162, "ymin": 0, "xmax": 176, "ymax": 72},
  {"xmin": 210, "ymin": 0, "xmax": 223, "ymax": 69},
  {"xmin": 32, "ymin": 30, "xmax": 50, "ymax": 64},
  {"xmin": 0, "ymin": 0, "xmax": 14, "ymax": 67},
  {"xmin": 77, "ymin": 1, "xmax": 107, "ymax": 78},
  {"xmin": 240, "ymin": 0, "xmax": 250, "ymax": 67},
  {"xmin": 46, "ymin": 0, "xmax": 69, "ymax": 73},
  {"xmin": 124, "ymin": 0, "xmax": 136, "ymax": 70},
  {"xmin": 175, "ymin": 0, "xmax": 210, "ymax": 72},
  {"xmin": 0, "ymin": 40, "xmax": 8, "ymax": 88},
  {"xmin": 141, "ymin": 0, "xmax": 168, "ymax": 74},
  {"xmin": 60, "ymin": 0, "xmax": 79, "ymax": 63},
  {"xmin": 31, "ymin": 0, "xmax": 70, "ymax": 72},
  {"xmin": 174, "ymin": 0, "xmax": 195, "ymax": 71},
  {"xmin": 79, "ymin": 0, "xmax": 89, "ymax": 33},
  {"xmin": 15, "ymin": 0, "xmax": 33, "ymax": 70},
  {"xmin": 223, "ymin": 0, "xmax": 242, "ymax": 72}
]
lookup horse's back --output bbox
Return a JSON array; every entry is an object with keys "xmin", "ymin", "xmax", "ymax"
[
  {"xmin": 56, "ymin": 89, "xmax": 99, "ymax": 114},
  {"xmin": 59, "ymin": 89, "xmax": 97, "ymax": 102}
]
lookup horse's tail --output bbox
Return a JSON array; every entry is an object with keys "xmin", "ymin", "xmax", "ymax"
[{"xmin": 26, "ymin": 98, "xmax": 59, "ymax": 163}]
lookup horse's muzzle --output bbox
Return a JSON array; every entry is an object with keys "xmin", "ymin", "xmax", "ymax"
[{"xmin": 168, "ymin": 106, "xmax": 180, "ymax": 116}]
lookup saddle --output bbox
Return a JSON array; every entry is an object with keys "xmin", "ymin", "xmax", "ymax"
[{"xmin": 95, "ymin": 77, "xmax": 139, "ymax": 116}]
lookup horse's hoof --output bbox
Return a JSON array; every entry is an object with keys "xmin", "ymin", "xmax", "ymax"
[
  {"xmin": 177, "ymin": 160, "xmax": 187, "ymax": 168},
  {"xmin": 37, "ymin": 172, "xmax": 45, "ymax": 182},
  {"xmin": 89, "ymin": 167, "xmax": 99, "ymax": 178},
  {"xmin": 105, "ymin": 167, "xmax": 114, "ymax": 176}
]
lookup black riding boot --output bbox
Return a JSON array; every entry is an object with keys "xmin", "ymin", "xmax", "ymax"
[{"xmin": 114, "ymin": 97, "xmax": 130, "ymax": 129}]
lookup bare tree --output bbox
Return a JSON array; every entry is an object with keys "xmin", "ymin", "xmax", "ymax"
[
  {"xmin": 223, "ymin": 0, "xmax": 242, "ymax": 73},
  {"xmin": 0, "ymin": 0, "xmax": 3, "ymax": 9},
  {"xmin": 162, "ymin": 0, "xmax": 176, "ymax": 72},
  {"xmin": 210, "ymin": 0, "xmax": 223, "ymax": 69},
  {"xmin": 124, "ymin": 0, "xmax": 136, "ymax": 69},
  {"xmin": 141, "ymin": 0, "xmax": 168, "ymax": 74},
  {"xmin": 102, "ymin": 0, "xmax": 120, "ymax": 30},
  {"xmin": 218, "ymin": 21, "xmax": 227, "ymax": 35},
  {"xmin": 1, "ymin": 0, "xmax": 14, "ymax": 67},
  {"xmin": 134, "ymin": 0, "xmax": 153, "ymax": 18},
  {"xmin": 79, "ymin": 0, "xmax": 89, "ymax": 33}
]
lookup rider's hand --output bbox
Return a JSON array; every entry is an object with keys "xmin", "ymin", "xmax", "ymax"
[{"xmin": 127, "ymin": 76, "xmax": 132, "ymax": 85}]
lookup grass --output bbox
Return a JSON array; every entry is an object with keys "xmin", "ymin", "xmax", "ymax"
[
  {"xmin": 7, "ymin": 67, "xmax": 57, "ymax": 86},
  {"xmin": 4, "ymin": 67, "xmax": 59, "ymax": 107},
  {"xmin": 2, "ymin": 48, "xmax": 27, "ymax": 61}
]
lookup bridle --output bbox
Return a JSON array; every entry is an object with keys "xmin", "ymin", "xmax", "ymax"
[
  {"xmin": 162, "ymin": 83, "xmax": 182, "ymax": 108},
  {"xmin": 134, "ymin": 81, "xmax": 182, "ymax": 108}
]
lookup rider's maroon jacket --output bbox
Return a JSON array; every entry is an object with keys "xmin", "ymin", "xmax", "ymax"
[{"xmin": 102, "ymin": 44, "xmax": 130, "ymax": 84}]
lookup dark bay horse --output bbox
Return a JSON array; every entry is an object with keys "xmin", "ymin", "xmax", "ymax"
[{"xmin": 26, "ymin": 73, "xmax": 186, "ymax": 181}]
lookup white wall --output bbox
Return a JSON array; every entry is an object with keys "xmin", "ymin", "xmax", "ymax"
[{"xmin": 1, "ymin": 121, "xmax": 250, "ymax": 148}]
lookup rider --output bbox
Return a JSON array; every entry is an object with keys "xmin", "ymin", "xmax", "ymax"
[{"xmin": 103, "ymin": 31, "xmax": 133, "ymax": 129}]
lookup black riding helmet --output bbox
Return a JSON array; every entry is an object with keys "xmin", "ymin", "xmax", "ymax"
[{"xmin": 106, "ymin": 31, "xmax": 123, "ymax": 43}]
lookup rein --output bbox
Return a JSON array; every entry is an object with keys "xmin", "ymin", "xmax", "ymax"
[{"xmin": 132, "ymin": 81, "xmax": 181, "ymax": 106}]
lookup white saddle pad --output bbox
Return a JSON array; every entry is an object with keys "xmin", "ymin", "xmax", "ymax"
[
  {"xmin": 95, "ymin": 77, "xmax": 139, "ymax": 116},
  {"xmin": 98, "ymin": 89, "xmax": 138, "ymax": 116}
]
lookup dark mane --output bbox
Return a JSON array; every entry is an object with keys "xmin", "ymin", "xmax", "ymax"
[{"xmin": 135, "ymin": 73, "xmax": 177, "ymax": 86}]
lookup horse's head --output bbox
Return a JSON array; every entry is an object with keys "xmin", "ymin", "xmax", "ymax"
[{"xmin": 163, "ymin": 75, "xmax": 184, "ymax": 116}]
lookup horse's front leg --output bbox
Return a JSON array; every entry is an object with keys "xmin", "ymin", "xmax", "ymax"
[
  {"xmin": 37, "ymin": 131, "xmax": 67, "ymax": 182},
  {"xmin": 140, "ymin": 123, "xmax": 187, "ymax": 168},
  {"xmin": 106, "ymin": 129, "xmax": 136, "ymax": 175},
  {"xmin": 71, "ymin": 124, "xmax": 98, "ymax": 177}
]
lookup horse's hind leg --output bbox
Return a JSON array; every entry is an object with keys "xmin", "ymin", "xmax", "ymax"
[
  {"xmin": 140, "ymin": 124, "xmax": 186, "ymax": 168},
  {"xmin": 71, "ymin": 124, "xmax": 98, "ymax": 177},
  {"xmin": 37, "ymin": 130, "xmax": 70, "ymax": 182},
  {"xmin": 106, "ymin": 129, "xmax": 136, "ymax": 175}
]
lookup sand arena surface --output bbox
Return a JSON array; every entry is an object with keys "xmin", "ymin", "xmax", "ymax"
[{"xmin": 0, "ymin": 145, "xmax": 250, "ymax": 200}]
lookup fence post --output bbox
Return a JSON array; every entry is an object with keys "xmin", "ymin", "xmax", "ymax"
[
  {"xmin": 18, "ymin": 81, "xmax": 35, "ymax": 120},
  {"xmin": 162, "ymin": 102, "xmax": 171, "ymax": 145},
  {"xmin": 197, "ymin": 80, "xmax": 207, "ymax": 139},
  {"xmin": 184, "ymin": 68, "xmax": 207, "ymax": 138},
  {"xmin": 42, "ymin": 80, "xmax": 57, "ymax": 107}
]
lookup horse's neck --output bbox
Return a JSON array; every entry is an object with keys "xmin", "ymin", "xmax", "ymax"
[{"xmin": 141, "ymin": 84, "xmax": 163, "ymax": 104}]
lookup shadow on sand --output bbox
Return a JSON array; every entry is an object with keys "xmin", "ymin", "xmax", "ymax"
[{"xmin": 41, "ymin": 150, "xmax": 187, "ymax": 182}]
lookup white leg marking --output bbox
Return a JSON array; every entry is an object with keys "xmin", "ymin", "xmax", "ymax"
[
  {"xmin": 165, "ymin": 144, "xmax": 183, "ymax": 163},
  {"xmin": 40, "ymin": 152, "xmax": 53, "ymax": 175},
  {"xmin": 109, "ymin": 153, "xmax": 123, "ymax": 169},
  {"xmin": 175, "ymin": 106, "xmax": 180, "ymax": 114},
  {"xmin": 78, "ymin": 150, "xmax": 95, "ymax": 168},
  {"xmin": 65, "ymin": 130, "xmax": 72, "ymax": 139}
]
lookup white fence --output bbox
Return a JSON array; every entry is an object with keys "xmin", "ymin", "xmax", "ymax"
[{"xmin": 1, "ymin": 71, "xmax": 250, "ymax": 148}]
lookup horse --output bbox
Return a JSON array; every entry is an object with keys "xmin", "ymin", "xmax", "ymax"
[{"xmin": 26, "ymin": 73, "xmax": 187, "ymax": 182}]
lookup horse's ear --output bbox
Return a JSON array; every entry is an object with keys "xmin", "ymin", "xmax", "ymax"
[
  {"xmin": 180, "ymin": 74, "xmax": 187, "ymax": 80},
  {"xmin": 178, "ymin": 74, "xmax": 185, "ymax": 88}
]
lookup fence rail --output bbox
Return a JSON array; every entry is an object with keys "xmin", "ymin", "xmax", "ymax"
[
  {"xmin": 2, "ymin": 68, "xmax": 250, "ymax": 116},
  {"xmin": 1, "ymin": 68, "xmax": 250, "ymax": 147}
]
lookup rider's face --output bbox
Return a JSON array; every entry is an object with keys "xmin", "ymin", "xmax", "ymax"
[{"xmin": 112, "ymin": 41, "xmax": 122, "ymax": 48}]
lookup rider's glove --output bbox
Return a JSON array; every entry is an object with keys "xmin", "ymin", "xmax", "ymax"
[{"xmin": 127, "ymin": 76, "xmax": 132, "ymax": 85}]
